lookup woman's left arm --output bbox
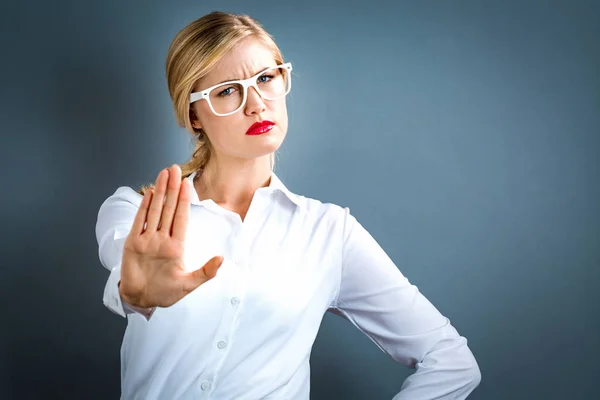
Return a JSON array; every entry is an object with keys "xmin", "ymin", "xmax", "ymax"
[{"xmin": 331, "ymin": 208, "xmax": 481, "ymax": 399}]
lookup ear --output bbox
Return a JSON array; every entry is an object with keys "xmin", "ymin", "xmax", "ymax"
[{"xmin": 189, "ymin": 108, "xmax": 202, "ymax": 130}]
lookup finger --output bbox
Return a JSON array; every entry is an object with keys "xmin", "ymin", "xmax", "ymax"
[
  {"xmin": 171, "ymin": 175, "xmax": 192, "ymax": 241},
  {"xmin": 146, "ymin": 169, "xmax": 168, "ymax": 233},
  {"xmin": 159, "ymin": 164, "xmax": 182, "ymax": 234},
  {"xmin": 183, "ymin": 256, "xmax": 224, "ymax": 293},
  {"xmin": 132, "ymin": 188, "xmax": 153, "ymax": 235}
]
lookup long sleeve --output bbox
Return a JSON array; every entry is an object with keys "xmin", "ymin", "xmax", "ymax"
[
  {"xmin": 331, "ymin": 207, "xmax": 481, "ymax": 399},
  {"xmin": 95, "ymin": 187, "xmax": 156, "ymax": 321}
]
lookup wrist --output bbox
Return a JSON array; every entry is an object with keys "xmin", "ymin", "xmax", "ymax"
[
  {"xmin": 118, "ymin": 281, "xmax": 136, "ymax": 306},
  {"xmin": 119, "ymin": 281, "xmax": 153, "ymax": 309}
]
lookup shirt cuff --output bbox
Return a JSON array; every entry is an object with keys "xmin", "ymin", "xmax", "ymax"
[
  {"xmin": 103, "ymin": 265, "xmax": 156, "ymax": 321},
  {"xmin": 122, "ymin": 299, "xmax": 156, "ymax": 320}
]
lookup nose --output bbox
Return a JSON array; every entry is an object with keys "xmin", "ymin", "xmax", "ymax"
[{"xmin": 244, "ymin": 86, "xmax": 267, "ymax": 116}]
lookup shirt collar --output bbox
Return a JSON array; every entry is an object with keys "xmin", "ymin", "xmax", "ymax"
[{"xmin": 187, "ymin": 170, "xmax": 302, "ymax": 208}]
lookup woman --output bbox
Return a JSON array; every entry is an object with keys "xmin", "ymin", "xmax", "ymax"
[{"xmin": 95, "ymin": 11, "xmax": 481, "ymax": 400}]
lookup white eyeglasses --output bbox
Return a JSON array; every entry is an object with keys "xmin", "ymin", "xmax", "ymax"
[{"xmin": 189, "ymin": 62, "xmax": 293, "ymax": 116}]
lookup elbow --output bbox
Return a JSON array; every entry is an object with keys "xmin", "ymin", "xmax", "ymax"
[
  {"xmin": 466, "ymin": 361, "xmax": 482, "ymax": 391},
  {"xmin": 452, "ymin": 336, "xmax": 482, "ymax": 391},
  {"xmin": 449, "ymin": 339, "xmax": 482, "ymax": 393},
  {"xmin": 459, "ymin": 347, "xmax": 482, "ymax": 394}
]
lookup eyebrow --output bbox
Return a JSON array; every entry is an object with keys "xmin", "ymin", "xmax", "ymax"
[{"xmin": 214, "ymin": 66, "xmax": 273, "ymax": 86}]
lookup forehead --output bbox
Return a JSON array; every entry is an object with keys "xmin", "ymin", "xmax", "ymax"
[{"xmin": 203, "ymin": 38, "xmax": 277, "ymax": 86}]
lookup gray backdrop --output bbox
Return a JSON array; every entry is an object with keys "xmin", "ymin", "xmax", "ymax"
[{"xmin": 1, "ymin": 0, "xmax": 598, "ymax": 399}]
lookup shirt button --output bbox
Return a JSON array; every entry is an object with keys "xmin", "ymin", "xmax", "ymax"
[
  {"xmin": 230, "ymin": 297, "xmax": 240, "ymax": 306},
  {"xmin": 200, "ymin": 381, "xmax": 211, "ymax": 391},
  {"xmin": 217, "ymin": 340, "xmax": 227, "ymax": 349}
]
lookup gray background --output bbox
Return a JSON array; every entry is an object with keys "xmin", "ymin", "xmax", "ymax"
[{"xmin": 1, "ymin": 0, "xmax": 598, "ymax": 399}]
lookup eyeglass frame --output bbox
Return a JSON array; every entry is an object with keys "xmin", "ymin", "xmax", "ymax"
[{"xmin": 189, "ymin": 62, "xmax": 293, "ymax": 117}]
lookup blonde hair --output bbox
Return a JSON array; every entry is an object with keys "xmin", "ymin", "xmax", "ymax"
[{"xmin": 136, "ymin": 11, "xmax": 283, "ymax": 195}]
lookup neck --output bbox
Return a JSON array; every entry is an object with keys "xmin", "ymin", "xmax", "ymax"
[{"xmin": 195, "ymin": 154, "xmax": 273, "ymax": 208}]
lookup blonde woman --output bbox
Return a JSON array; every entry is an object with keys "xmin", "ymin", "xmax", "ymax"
[{"xmin": 95, "ymin": 11, "xmax": 481, "ymax": 400}]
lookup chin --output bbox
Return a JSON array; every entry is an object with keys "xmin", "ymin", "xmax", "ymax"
[
  {"xmin": 251, "ymin": 135, "xmax": 284, "ymax": 156},
  {"xmin": 258, "ymin": 140, "xmax": 283, "ymax": 155}
]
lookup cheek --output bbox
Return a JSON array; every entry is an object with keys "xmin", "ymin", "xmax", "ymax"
[
  {"xmin": 192, "ymin": 103, "xmax": 212, "ymax": 127},
  {"xmin": 206, "ymin": 115, "xmax": 247, "ymax": 143}
]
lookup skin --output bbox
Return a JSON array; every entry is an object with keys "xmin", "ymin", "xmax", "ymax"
[
  {"xmin": 118, "ymin": 36, "xmax": 289, "ymax": 308},
  {"xmin": 190, "ymin": 36, "xmax": 289, "ymax": 220}
]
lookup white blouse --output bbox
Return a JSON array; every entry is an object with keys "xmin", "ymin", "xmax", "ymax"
[{"xmin": 95, "ymin": 170, "xmax": 481, "ymax": 400}]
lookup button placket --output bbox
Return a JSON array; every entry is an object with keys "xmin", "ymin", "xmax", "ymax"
[
  {"xmin": 231, "ymin": 230, "xmax": 245, "ymax": 265},
  {"xmin": 195, "ymin": 226, "xmax": 249, "ymax": 397}
]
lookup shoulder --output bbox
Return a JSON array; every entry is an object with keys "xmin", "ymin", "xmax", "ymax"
[
  {"xmin": 96, "ymin": 186, "xmax": 144, "ymax": 231},
  {"xmin": 100, "ymin": 186, "xmax": 144, "ymax": 210},
  {"xmin": 293, "ymin": 193, "xmax": 351, "ymax": 228},
  {"xmin": 95, "ymin": 186, "xmax": 144, "ymax": 246}
]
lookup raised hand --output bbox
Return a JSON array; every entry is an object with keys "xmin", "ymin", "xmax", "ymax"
[{"xmin": 119, "ymin": 164, "xmax": 223, "ymax": 308}]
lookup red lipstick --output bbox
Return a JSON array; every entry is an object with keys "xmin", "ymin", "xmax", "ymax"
[{"xmin": 246, "ymin": 120, "xmax": 275, "ymax": 136}]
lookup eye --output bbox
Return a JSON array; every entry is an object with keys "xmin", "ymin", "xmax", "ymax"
[
  {"xmin": 217, "ymin": 86, "xmax": 237, "ymax": 97},
  {"xmin": 258, "ymin": 74, "xmax": 274, "ymax": 84}
]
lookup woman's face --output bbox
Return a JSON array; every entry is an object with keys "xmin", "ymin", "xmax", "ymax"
[{"xmin": 190, "ymin": 37, "xmax": 288, "ymax": 162}]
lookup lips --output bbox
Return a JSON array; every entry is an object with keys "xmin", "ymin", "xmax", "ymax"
[{"xmin": 246, "ymin": 120, "xmax": 275, "ymax": 136}]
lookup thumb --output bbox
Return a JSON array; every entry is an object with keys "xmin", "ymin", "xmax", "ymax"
[{"xmin": 187, "ymin": 255, "xmax": 224, "ymax": 285}]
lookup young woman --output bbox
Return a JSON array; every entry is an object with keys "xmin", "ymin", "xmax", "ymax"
[{"xmin": 95, "ymin": 11, "xmax": 481, "ymax": 400}]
